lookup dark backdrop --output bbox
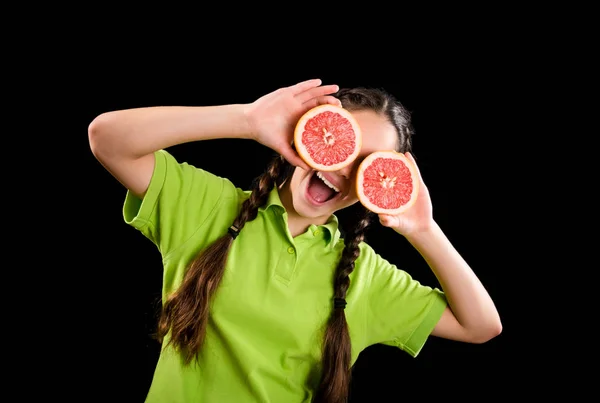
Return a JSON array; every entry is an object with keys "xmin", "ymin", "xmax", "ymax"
[{"xmin": 77, "ymin": 48, "xmax": 521, "ymax": 402}]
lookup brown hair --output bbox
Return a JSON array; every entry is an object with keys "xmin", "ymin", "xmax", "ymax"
[{"xmin": 156, "ymin": 87, "xmax": 414, "ymax": 403}]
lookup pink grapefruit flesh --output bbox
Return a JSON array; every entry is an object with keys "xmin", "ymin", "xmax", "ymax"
[
  {"xmin": 356, "ymin": 151, "xmax": 419, "ymax": 215},
  {"xmin": 294, "ymin": 104, "xmax": 362, "ymax": 171}
]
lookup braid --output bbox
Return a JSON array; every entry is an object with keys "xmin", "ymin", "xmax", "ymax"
[
  {"xmin": 313, "ymin": 85, "xmax": 413, "ymax": 402},
  {"xmin": 333, "ymin": 209, "xmax": 373, "ymax": 301},
  {"xmin": 314, "ymin": 206, "xmax": 373, "ymax": 403},
  {"xmin": 157, "ymin": 154, "xmax": 288, "ymax": 364},
  {"xmin": 232, "ymin": 155, "xmax": 286, "ymax": 232}
]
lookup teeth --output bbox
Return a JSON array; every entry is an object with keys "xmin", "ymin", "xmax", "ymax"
[{"xmin": 316, "ymin": 172, "xmax": 340, "ymax": 192}]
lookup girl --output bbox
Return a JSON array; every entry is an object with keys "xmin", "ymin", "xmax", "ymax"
[{"xmin": 89, "ymin": 79, "xmax": 502, "ymax": 403}]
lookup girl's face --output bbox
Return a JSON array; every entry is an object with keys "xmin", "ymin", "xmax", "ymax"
[{"xmin": 284, "ymin": 109, "xmax": 399, "ymax": 221}]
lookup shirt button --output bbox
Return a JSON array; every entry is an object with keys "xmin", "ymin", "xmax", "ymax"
[
  {"xmin": 314, "ymin": 229, "xmax": 321, "ymax": 236},
  {"xmin": 287, "ymin": 246, "xmax": 295, "ymax": 254}
]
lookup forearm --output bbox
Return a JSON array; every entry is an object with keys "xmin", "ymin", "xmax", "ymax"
[
  {"xmin": 88, "ymin": 104, "xmax": 252, "ymax": 159},
  {"xmin": 405, "ymin": 221, "xmax": 502, "ymax": 336}
]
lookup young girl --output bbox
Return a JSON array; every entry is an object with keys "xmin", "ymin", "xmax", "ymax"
[{"xmin": 88, "ymin": 79, "xmax": 501, "ymax": 403}]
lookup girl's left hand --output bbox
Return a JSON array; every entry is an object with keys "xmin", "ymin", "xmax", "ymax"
[{"xmin": 378, "ymin": 153, "xmax": 435, "ymax": 237}]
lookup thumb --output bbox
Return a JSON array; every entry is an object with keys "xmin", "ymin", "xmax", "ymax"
[
  {"xmin": 280, "ymin": 144, "xmax": 311, "ymax": 171},
  {"xmin": 378, "ymin": 214, "xmax": 394, "ymax": 227}
]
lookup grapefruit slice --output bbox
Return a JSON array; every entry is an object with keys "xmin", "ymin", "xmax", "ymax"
[
  {"xmin": 356, "ymin": 151, "xmax": 419, "ymax": 215},
  {"xmin": 294, "ymin": 104, "xmax": 362, "ymax": 171}
]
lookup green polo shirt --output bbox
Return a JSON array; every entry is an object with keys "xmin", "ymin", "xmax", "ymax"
[{"xmin": 124, "ymin": 149, "xmax": 447, "ymax": 403}]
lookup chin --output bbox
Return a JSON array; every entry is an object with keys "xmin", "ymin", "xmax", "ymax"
[{"xmin": 291, "ymin": 193, "xmax": 328, "ymax": 219}]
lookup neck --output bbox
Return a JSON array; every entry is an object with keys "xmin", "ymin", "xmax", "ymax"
[{"xmin": 278, "ymin": 181, "xmax": 329, "ymax": 238}]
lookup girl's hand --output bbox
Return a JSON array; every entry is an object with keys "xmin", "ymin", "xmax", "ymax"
[
  {"xmin": 378, "ymin": 153, "xmax": 435, "ymax": 237},
  {"xmin": 244, "ymin": 78, "xmax": 341, "ymax": 170}
]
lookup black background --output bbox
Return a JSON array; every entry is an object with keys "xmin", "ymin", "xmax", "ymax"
[{"xmin": 70, "ymin": 26, "xmax": 541, "ymax": 402}]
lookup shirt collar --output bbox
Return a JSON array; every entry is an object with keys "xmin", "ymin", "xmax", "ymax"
[{"xmin": 259, "ymin": 187, "xmax": 341, "ymax": 248}]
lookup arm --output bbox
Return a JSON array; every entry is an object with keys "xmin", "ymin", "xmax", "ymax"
[
  {"xmin": 88, "ymin": 78, "xmax": 341, "ymax": 198},
  {"xmin": 405, "ymin": 222, "xmax": 502, "ymax": 343},
  {"xmin": 379, "ymin": 153, "xmax": 502, "ymax": 343},
  {"xmin": 88, "ymin": 104, "xmax": 253, "ymax": 198}
]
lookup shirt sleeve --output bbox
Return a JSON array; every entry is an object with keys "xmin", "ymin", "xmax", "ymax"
[
  {"xmin": 122, "ymin": 149, "xmax": 238, "ymax": 257},
  {"xmin": 362, "ymin": 244, "xmax": 447, "ymax": 357}
]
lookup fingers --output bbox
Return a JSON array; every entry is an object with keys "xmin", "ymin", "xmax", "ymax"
[
  {"xmin": 302, "ymin": 95, "xmax": 342, "ymax": 110},
  {"xmin": 405, "ymin": 153, "xmax": 428, "ymax": 189},
  {"xmin": 289, "ymin": 78, "xmax": 323, "ymax": 94},
  {"xmin": 296, "ymin": 84, "xmax": 340, "ymax": 105},
  {"xmin": 405, "ymin": 152, "xmax": 422, "ymax": 176}
]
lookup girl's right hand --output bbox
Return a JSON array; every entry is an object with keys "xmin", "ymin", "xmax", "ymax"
[{"xmin": 244, "ymin": 78, "xmax": 341, "ymax": 170}]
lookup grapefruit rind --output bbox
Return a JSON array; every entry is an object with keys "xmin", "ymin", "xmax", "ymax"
[
  {"xmin": 356, "ymin": 150, "xmax": 419, "ymax": 215},
  {"xmin": 294, "ymin": 104, "xmax": 362, "ymax": 172}
]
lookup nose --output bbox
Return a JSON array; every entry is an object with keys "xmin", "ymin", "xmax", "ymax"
[{"xmin": 336, "ymin": 162, "xmax": 355, "ymax": 179}]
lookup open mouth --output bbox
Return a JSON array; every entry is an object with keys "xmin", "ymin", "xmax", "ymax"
[{"xmin": 306, "ymin": 171, "xmax": 343, "ymax": 205}]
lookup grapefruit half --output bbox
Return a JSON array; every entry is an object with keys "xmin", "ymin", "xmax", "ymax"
[
  {"xmin": 356, "ymin": 151, "xmax": 419, "ymax": 215},
  {"xmin": 294, "ymin": 104, "xmax": 362, "ymax": 171}
]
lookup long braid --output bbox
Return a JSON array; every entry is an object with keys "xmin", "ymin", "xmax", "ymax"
[
  {"xmin": 157, "ymin": 155, "xmax": 288, "ymax": 364},
  {"xmin": 314, "ymin": 206, "xmax": 374, "ymax": 403},
  {"xmin": 312, "ymin": 86, "xmax": 413, "ymax": 403}
]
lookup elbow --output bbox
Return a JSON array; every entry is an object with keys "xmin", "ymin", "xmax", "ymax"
[
  {"xmin": 472, "ymin": 320, "xmax": 503, "ymax": 344},
  {"xmin": 88, "ymin": 112, "xmax": 116, "ymax": 159}
]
